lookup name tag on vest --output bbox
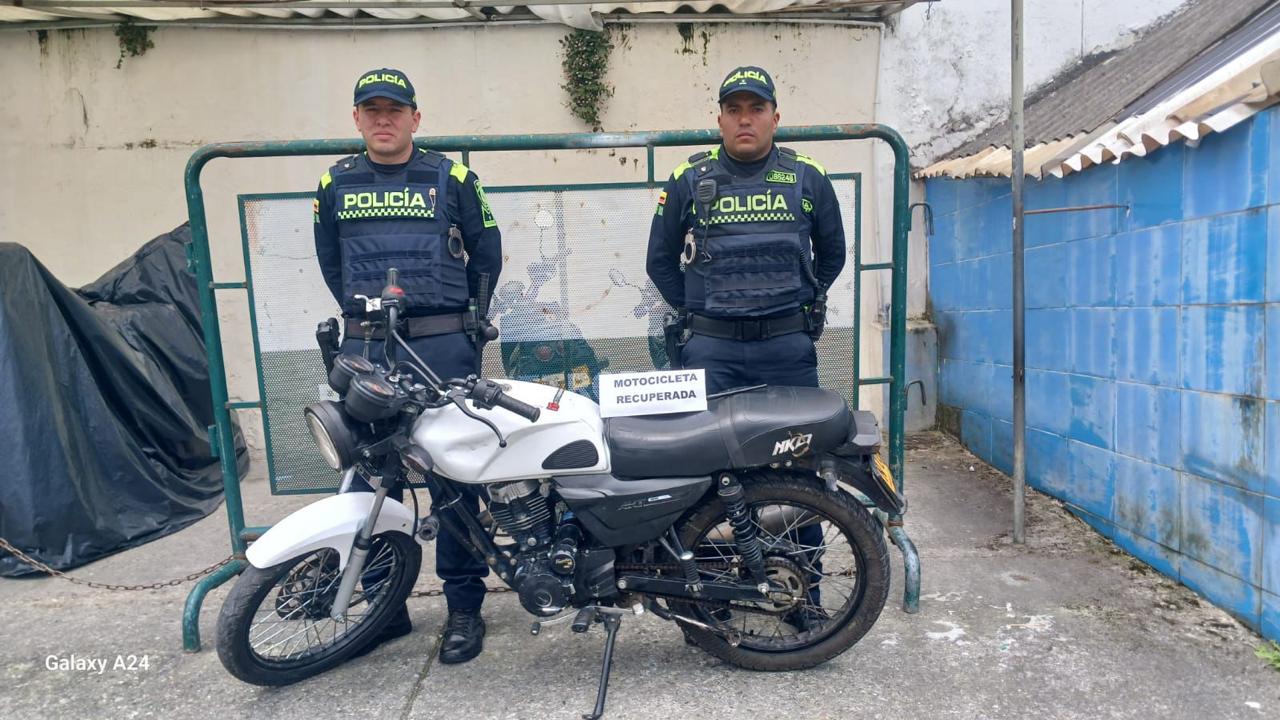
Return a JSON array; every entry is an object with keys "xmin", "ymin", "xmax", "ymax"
[{"xmin": 598, "ymin": 370, "xmax": 707, "ymax": 418}]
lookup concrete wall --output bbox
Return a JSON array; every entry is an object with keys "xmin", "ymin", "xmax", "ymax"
[
  {"xmin": 0, "ymin": 22, "xmax": 882, "ymax": 452},
  {"xmin": 926, "ymin": 107, "xmax": 1280, "ymax": 641}
]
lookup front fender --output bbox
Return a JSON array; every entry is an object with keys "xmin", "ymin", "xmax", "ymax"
[{"xmin": 245, "ymin": 493, "xmax": 415, "ymax": 571}]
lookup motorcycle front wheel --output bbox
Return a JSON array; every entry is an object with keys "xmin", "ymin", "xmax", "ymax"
[
  {"xmin": 670, "ymin": 470, "xmax": 890, "ymax": 671},
  {"xmin": 216, "ymin": 531, "xmax": 421, "ymax": 686}
]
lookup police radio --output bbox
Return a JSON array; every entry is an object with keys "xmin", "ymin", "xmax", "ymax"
[{"xmin": 690, "ymin": 178, "xmax": 717, "ymax": 265}]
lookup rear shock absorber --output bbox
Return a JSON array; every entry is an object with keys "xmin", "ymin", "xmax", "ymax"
[{"xmin": 717, "ymin": 474, "xmax": 767, "ymax": 583}]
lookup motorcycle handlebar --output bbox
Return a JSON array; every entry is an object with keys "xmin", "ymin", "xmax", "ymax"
[
  {"xmin": 468, "ymin": 379, "xmax": 541, "ymax": 422},
  {"xmin": 493, "ymin": 392, "xmax": 541, "ymax": 422}
]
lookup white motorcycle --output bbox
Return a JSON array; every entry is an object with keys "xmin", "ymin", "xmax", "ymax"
[{"xmin": 216, "ymin": 269, "xmax": 903, "ymax": 720}]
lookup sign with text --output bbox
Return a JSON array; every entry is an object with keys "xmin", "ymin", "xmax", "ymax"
[{"xmin": 598, "ymin": 369, "xmax": 708, "ymax": 418}]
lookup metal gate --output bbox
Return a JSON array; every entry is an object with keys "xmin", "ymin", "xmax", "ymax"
[{"xmin": 180, "ymin": 127, "xmax": 918, "ymax": 650}]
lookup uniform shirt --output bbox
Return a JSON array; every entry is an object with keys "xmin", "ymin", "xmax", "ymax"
[
  {"xmin": 645, "ymin": 144, "xmax": 846, "ymax": 311},
  {"xmin": 313, "ymin": 153, "xmax": 503, "ymax": 315}
]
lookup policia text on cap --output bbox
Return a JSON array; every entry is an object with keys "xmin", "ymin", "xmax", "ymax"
[
  {"xmin": 312, "ymin": 68, "xmax": 501, "ymax": 666},
  {"xmin": 645, "ymin": 65, "xmax": 847, "ymax": 392}
]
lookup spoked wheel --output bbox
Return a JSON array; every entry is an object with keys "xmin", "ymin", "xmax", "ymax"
[
  {"xmin": 670, "ymin": 471, "xmax": 890, "ymax": 671},
  {"xmin": 216, "ymin": 531, "xmax": 421, "ymax": 686}
]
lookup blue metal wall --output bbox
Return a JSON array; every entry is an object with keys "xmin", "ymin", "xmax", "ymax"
[{"xmin": 926, "ymin": 106, "xmax": 1279, "ymax": 640}]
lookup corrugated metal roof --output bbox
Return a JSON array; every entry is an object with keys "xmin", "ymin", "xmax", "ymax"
[
  {"xmin": 919, "ymin": 0, "xmax": 1280, "ymax": 179},
  {"xmin": 0, "ymin": 0, "xmax": 918, "ymax": 31},
  {"xmin": 949, "ymin": 0, "xmax": 1273, "ymax": 157}
]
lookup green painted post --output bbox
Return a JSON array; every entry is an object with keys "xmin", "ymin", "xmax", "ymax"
[{"xmin": 183, "ymin": 559, "xmax": 245, "ymax": 652}]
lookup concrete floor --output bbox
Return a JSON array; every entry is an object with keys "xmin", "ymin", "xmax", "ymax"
[{"xmin": 2, "ymin": 431, "xmax": 1276, "ymax": 719}]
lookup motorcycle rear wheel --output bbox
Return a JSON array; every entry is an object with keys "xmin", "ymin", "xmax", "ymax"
[
  {"xmin": 671, "ymin": 470, "xmax": 890, "ymax": 671},
  {"xmin": 216, "ymin": 531, "xmax": 421, "ymax": 686}
]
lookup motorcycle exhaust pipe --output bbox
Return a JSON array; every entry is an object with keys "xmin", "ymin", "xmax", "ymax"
[{"xmin": 706, "ymin": 505, "xmax": 821, "ymax": 543}]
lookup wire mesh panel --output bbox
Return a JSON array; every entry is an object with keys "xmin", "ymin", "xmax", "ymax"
[{"xmin": 242, "ymin": 175, "xmax": 861, "ymax": 494}]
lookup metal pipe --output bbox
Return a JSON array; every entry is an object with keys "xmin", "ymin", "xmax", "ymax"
[
  {"xmin": 1, "ymin": 14, "xmax": 887, "ymax": 31},
  {"xmin": 14, "ymin": 0, "xmax": 900, "ymax": 8},
  {"xmin": 887, "ymin": 525, "xmax": 919, "ymax": 613},
  {"xmin": 1010, "ymin": 0, "xmax": 1026, "ymax": 545},
  {"xmin": 1025, "ymin": 203, "xmax": 1127, "ymax": 216},
  {"xmin": 182, "ymin": 559, "xmax": 245, "ymax": 652}
]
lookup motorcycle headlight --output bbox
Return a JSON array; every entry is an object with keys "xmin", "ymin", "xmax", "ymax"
[{"xmin": 303, "ymin": 401, "xmax": 357, "ymax": 471}]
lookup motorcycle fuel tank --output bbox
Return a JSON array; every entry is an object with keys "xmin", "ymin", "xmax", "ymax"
[{"xmin": 412, "ymin": 379, "xmax": 608, "ymax": 484}]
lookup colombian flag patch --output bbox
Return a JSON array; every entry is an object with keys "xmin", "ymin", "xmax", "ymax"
[{"xmin": 657, "ymin": 191, "xmax": 667, "ymax": 205}]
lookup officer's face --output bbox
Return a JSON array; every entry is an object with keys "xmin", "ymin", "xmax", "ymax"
[
  {"xmin": 718, "ymin": 92, "xmax": 779, "ymax": 162},
  {"xmin": 353, "ymin": 98, "xmax": 421, "ymax": 163}
]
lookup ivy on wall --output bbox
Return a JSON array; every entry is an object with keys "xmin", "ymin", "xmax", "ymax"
[
  {"xmin": 559, "ymin": 27, "xmax": 616, "ymax": 130},
  {"xmin": 114, "ymin": 19, "xmax": 154, "ymax": 69}
]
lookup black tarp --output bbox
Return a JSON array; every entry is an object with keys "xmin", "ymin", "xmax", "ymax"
[{"xmin": 0, "ymin": 224, "xmax": 248, "ymax": 577}]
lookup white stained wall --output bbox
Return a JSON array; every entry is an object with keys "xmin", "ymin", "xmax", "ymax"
[
  {"xmin": 0, "ymin": 22, "xmax": 881, "ymax": 453},
  {"xmin": 877, "ymin": 0, "xmax": 1195, "ymax": 166}
]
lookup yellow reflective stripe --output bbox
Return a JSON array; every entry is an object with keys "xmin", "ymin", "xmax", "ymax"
[
  {"xmin": 320, "ymin": 171, "xmax": 332, "ymax": 189},
  {"xmin": 449, "ymin": 161, "xmax": 470, "ymax": 184},
  {"xmin": 336, "ymin": 207, "xmax": 436, "ymax": 220},
  {"xmin": 707, "ymin": 212, "xmax": 796, "ymax": 224},
  {"xmin": 795, "ymin": 153, "xmax": 826, "ymax": 175}
]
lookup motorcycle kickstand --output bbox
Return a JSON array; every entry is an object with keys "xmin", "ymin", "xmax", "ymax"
[{"xmin": 580, "ymin": 608, "xmax": 623, "ymax": 720}]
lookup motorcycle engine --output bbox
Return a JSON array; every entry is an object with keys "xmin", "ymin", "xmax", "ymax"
[
  {"xmin": 487, "ymin": 480, "xmax": 575, "ymax": 616},
  {"xmin": 514, "ymin": 555, "xmax": 574, "ymax": 617},
  {"xmin": 486, "ymin": 479, "xmax": 554, "ymax": 548}
]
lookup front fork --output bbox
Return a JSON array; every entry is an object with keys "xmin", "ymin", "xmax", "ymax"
[{"xmin": 330, "ymin": 460, "xmax": 396, "ymax": 620}]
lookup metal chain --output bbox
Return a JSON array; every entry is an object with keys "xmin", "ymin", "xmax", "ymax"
[
  {"xmin": 409, "ymin": 586, "xmax": 513, "ymax": 598},
  {"xmin": 0, "ymin": 536, "xmax": 233, "ymax": 591}
]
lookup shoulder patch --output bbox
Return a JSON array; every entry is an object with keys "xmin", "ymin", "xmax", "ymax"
[
  {"xmin": 320, "ymin": 171, "xmax": 332, "ymax": 189},
  {"xmin": 475, "ymin": 179, "xmax": 497, "ymax": 228}
]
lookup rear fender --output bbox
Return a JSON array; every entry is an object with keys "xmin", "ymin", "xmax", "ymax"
[
  {"xmin": 818, "ymin": 453, "xmax": 905, "ymax": 516},
  {"xmin": 245, "ymin": 493, "xmax": 415, "ymax": 571}
]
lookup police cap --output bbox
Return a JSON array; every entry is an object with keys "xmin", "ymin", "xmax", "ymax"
[
  {"xmin": 718, "ymin": 66, "xmax": 776, "ymax": 105},
  {"xmin": 353, "ymin": 68, "xmax": 417, "ymax": 109}
]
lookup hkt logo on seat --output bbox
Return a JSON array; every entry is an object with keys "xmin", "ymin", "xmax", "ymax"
[
  {"xmin": 342, "ymin": 189, "xmax": 428, "ymax": 210},
  {"xmin": 773, "ymin": 432, "xmax": 813, "ymax": 457}
]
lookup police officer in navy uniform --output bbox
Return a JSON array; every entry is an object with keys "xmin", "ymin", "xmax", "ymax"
[
  {"xmin": 645, "ymin": 66, "xmax": 845, "ymax": 630},
  {"xmin": 314, "ymin": 68, "xmax": 501, "ymax": 663}
]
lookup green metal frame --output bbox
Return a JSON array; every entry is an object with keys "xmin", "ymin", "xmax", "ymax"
[
  {"xmin": 237, "ymin": 172, "xmax": 862, "ymax": 497},
  {"xmin": 181, "ymin": 126, "xmax": 918, "ymax": 651}
]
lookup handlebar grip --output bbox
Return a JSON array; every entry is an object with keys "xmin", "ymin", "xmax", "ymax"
[{"xmin": 493, "ymin": 391, "xmax": 541, "ymax": 422}]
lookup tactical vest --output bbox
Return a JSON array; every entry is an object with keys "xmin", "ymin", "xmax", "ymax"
[
  {"xmin": 330, "ymin": 150, "xmax": 468, "ymax": 316},
  {"xmin": 681, "ymin": 147, "xmax": 815, "ymax": 318}
]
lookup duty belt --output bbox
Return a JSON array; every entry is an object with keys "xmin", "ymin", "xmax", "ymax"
[
  {"xmin": 687, "ymin": 312, "xmax": 807, "ymax": 341},
  {"xmin": 345, "ymin": 313, "xmax": 466, "ymax": 340}
]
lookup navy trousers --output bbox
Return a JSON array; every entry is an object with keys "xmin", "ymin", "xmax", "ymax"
[
  {"xmin": 341, "ymin": 330, "xmax": 489, "ymax": 612},
  {"xmin": 680, "ymin": 330, "xmax": 825, "ymax": 605}
]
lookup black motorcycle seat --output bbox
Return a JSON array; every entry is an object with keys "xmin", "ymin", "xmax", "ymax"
[{"xmin": 604, "ymin": 386, "xmax": 852, "ymax": 478}]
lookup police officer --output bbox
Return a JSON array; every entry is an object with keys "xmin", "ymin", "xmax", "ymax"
[
  {"xmin": 314, "ymin": 68, "xmax": 501, "ymax": 663},
  {"xmin": 645, "ymin": 65, "xmax": 845, "ymax": 631}
]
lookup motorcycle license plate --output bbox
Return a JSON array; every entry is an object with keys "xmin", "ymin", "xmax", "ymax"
[{"xmin": 871, "ymin": 454, "xmax": 897, "ymax": 494}]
